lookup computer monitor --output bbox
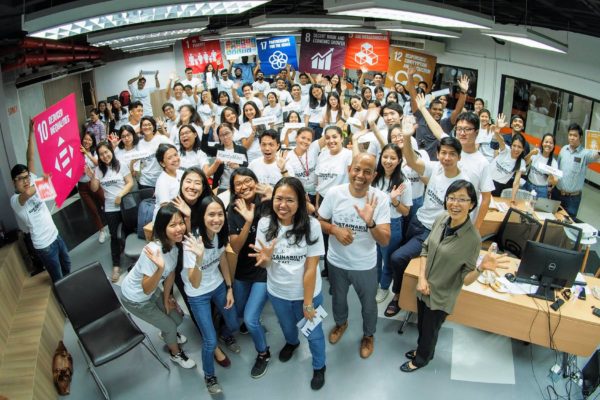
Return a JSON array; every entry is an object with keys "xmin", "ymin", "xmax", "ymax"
[{"xmin": 516, "ymin": 240, "xmax": 583, "ymax": 301}]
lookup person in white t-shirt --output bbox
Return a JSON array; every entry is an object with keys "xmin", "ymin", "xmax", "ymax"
[
  {"xmin": 181, "ymin": 196, "xmax": 239, "ymax": 395},
  {"xmin": 297, "ymin": 72, "xmax": 313, "ymax": 100},
  {"xmin": 524, "ymin": 133, "xmax": 559, "ymax": 199},
  {"xmin": 233, "ymin": 83, "xmax": 264, "ymax": 113},
  {"xmin": 251, "ymin": 70, "xmax": 270, "ymax": 103},
  {"xmin": 315, "ymin": 126, "xmax": 353, "ymax": 205},
  {"xmin": 285, "ymin": 127, "xmax": 324, "ymax": 201},
  {"xmin": 262, "ymin": 91, "xmax": 284, "ymax": 128},
  {"xmin": 169, "ymin": 105, "xmax": 203, "ymax": 146},
  {"xmin": 285, "ymin": 84, "xmax": 307, "ymax": 120},
  {"xmin": 177, "ymin": 125, "xmax": 212, "ymax": 174},
  {"xmin": 120, "ymin": 204, "xmax": 198, "ymax": 370},
  {"xmin": 490, "ymin": 118, "xmax": 528, "ymax": 200},
  {"xmin": 125, "ymin": 101, "xmax": 144, "ymax": 134},
  {"xmin": 281, "ymin": 111, "xmax": 302, "ymax": 148},
  {"xmin": 304, "ymin": 84, "xmax": 327, "ymax": 140},
  {"xmin": 78, "ymin": 132, "xmax": 106, "ymax": 243},
  {"xmin": 10, "ymin": 122, "xmax": 71, "ymax": 282},
  {"xmin": 250, "ymin": 177, "xmax": 326, "ymax": 389},
  {"xmin": 153, "ymin": 143, "xmax": 184, "ymax": 221},
  {"xmin": 137, "ymin": 117, "xmax": 173, "ymax": 189},
  {"xmin": 166, "ymin": 81, "xmax": 194, "ymax": 114},
  {"xmin": 249, "ymin": 130, "xmax": 292, "ymax": 187},
  {"xmin": 475, "ymin": 109, "xmax": 495, "ymax": 162},
  {"xmin": 237, "ymin": 102, "xmax": 265, "ymax": 163},
  {"xmin": 87, "ymin": 142, "xmax": 133, "ymax": 282},
  {"xmin": 319, "ymin": 91, "xmax": 343, "ymax": 131},
  {"xmin": 179, "ymin": 67, "xmax": 202, "ymax": 89},
  {"xmin": 111, "ymin": 125, "xmax": 140, "ymax": 178},
  {"xmin": 217, "ymin": 69, "xmax": 235, "ymax": 99},
  {"xmin": 270, "ymin": 78, "xmax": 293, "ymax": 106},
  {"xmin": 127, "ymin": 70, "xmax": 160, "ymax": 117},
  {"xmin": 318, "ymin": 153, "xmax": 391, "ymax": 360},
  {"xmin": 158, "ymin": 103, "xmax": 179, "ymax": 137}
]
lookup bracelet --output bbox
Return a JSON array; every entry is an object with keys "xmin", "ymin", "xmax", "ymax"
[
  {"xmin": 280, "ymin": 169, "xmax": 288, "ymax": 174},
  {"xmin": 391, "ymin": 201, "xmax": 400, "ymax": 208},
  {"xmin": 303, "ymin": 304, "xmax": 314, "ymax": 313},
  {"xmin": 226, "ymin": 284, "xmax": 232, "ymax": 290}
]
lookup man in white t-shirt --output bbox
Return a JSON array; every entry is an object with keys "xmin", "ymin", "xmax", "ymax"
[
  {"xmin": 125, "ymin": 101, "xmax": 144, "ymax": 134},
  {"xmin": 10, "ymin": 125, "xmax": 71, "ymax": 282},
  {"xmin": 127, "ymin": 70, "xmax": 160, "ymax": 117},
  {"xmin": 166, "ymin": 81, "xmax": 193, "ymax": 113},
  {"xmin": 179, "ymin": 67, "xmax": 202, "ymax": 88},
  {"xmin": 268, "ymin": 78, "xmax": 292, "ymax": 105},
  {"xmin": 252, "ymin": 70, "xmax": 270, "ymax": 104},
  {"xmin": 248, "ymin": 130, "xmax": 292, "ymax": 187},
  {"xmin": 319, "ymin": 153, "xmax": 391, "ymax": 359},
  {"xmin": 217, "ymin": 69, "xmax": 235, "ymax": 99}
]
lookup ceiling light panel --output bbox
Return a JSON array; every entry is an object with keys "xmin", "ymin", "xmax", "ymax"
[
  {"xmin": 25, "ymin": 1, "xmax": 269, "ymax": 39},
  {"xmin": 483, "ymin": 30, "xmax": 567, "ymax": 54},
  {"xmin": 94, "ymin": 28, "xmax": 205, "ymax": 46},
  {"xmin": 111, "ymin": 38, "xmax": 181, "ymax": 49},
  {"xmin": 250, "ymin": 14, "xmax": 363, "ymax": 29},
  {"xmin": 376, "ymin": 22, "xmax": 461, "ymax": 38}
]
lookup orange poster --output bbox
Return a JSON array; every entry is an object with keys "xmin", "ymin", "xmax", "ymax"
[
  {"xmin": 344, "ymin": 33, "xmax": 390, "ymax": 71},
  {"xmin": 585, "ymin": 130, "xmax": 600, "ymax": 151},
  {"xmin": 385, "ymin": 47, "xmax": 437, "ymax": 89}
]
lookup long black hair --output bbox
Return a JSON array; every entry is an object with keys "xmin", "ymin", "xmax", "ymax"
[
  {"xmin": 265, "ymin": 177, "xmax": 317, "ymax": 246},
  {"xmin": 177, "ymin": 104, "xmax": 203, "ymax": 127},
  {"xmin": 511, "ymin": 133, "xmax": 527, "ymax": 173},
  {"xmin": 242, "ymin": 101, "xmax": 262, "ymax": 123},
  {"xmin": 153, "ymin": 203, "xmax": 184, "ymax": 253},
  {"xmin": 220, "ymin": 106, "xmax": 240, "ymax": 129},
  {"xmin": 81, "ymin": 131, "xmax": 98, "ymax": 155},
  {"xmin": 178, "ymin": 167, "xmax": 212, "ymax": 233},
  {"xmin": 196, "ymin": 195, "xmax": 229, "ymax": 249},
  {"xmin": 539, "ymin": 133, "xmax": 556, "ymax": 166},
  {"xmin": 178, "ymin": 124, "xmax": 202, "ymax": 155},
  {"xmin": 372, "ymin": 143, "xmax": 405, "ymax": 192},
  {"xmin": 97, "ymin": 141, "xmax": 120, "ymax": 176},
  {"xmin": 324, "ymin": 91, "xmax": 341, "ymax": 124},
  {"xmin": 308, "ymin": 84, "xmax": 326, "ymax": 109}
]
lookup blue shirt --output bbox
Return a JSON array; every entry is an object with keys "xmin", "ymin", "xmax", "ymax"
[
  {"xmin": 232, "ymin": 62, "xmax": 255, "ymax": 84},
  {"xmin": 556, "ymin": 144, "xmax": 599, "ymax": 192}
]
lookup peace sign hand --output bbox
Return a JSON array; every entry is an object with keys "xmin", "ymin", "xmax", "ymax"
[
  {"xmin": 248, "ymin": 239, "xmax": 277, "ymax": 267},
  {"xmin": 354, "ymin": 193, "xmax": 378, "ymax": 225}
]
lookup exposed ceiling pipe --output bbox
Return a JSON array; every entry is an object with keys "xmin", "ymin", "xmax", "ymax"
[
  {"xmin": 2, "ymin": 53, "xmax": 101, "ymax": 72},
  {"xmin": 20, "ymin": 37, "xmax": 101, "ymax": 53}
]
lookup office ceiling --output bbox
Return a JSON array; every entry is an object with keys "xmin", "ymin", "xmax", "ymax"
[{"xmin": 1, "ymin": 0, "xmax": 599, "ymax": 42}]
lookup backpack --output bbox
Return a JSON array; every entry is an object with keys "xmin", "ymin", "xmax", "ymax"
[
  {"xmin": 137, "ymin": 198, "xmax": 155, "ymax": 240},
  {"xmin": 119, "ymin": 90, "xmax": 131, "ymax": 107}
]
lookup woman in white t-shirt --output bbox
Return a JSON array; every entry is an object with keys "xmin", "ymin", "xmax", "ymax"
[
  {"xmin": 181, "ymin": 196, "xmax": 239, "ymax": 395},
  {"xmin": 87, "ymin": 142, "xmax": 133, "ymax": 282},
  {"xmin": 170, "ymin": 105, "xmax": 203, "ymax": 146},
  {"xmin": 281, "ymin": 111, "xmax": 302, "ymax": 148},
  {"xmin": 304, "ymin": 84, "xmax": 327, "ymax": 140},
  {"xmin": 120, "ymin": 204, "xmax": 199, "ymax": 370},
  {"xmin": 371, "ymin": 143, "xmax": 413, "ymax": 313},
  {"xmin": 111, "ymin": 125, "xmax": 140, "ymax": 174},
  {"xmin": 197, "ymin": 90, "xmax": 218, "ymax": 124},
  {"xmin": 203, "ymin": 63, "xmax": 219, "ymax": 100},
  {"xmin": 78, "ymin": 132, "xmax": 105, "ymax": 243},
  {"xmin": 178, "ymin": 125, "xmax": 211, "ymax": 174},
  {"xmin": 315, "ymin": 125, "xmax": 353, "ymax": 207},
  {"xmin": 238, "ymin": 102, "xmax": 264, "ymax": 163},
  {"xmin": 475, "ymin": 109, "xmax": 495, "ymax": 162},
  {"xmin": 524, "ymin": 133, "xmax": 559, "ymax": 199},
  {"xmin": 286, "ymin": 127, "xmax": 324, "ymax": 202},
  {"xmin": 250, "ymin": 177, "xmax": 326, "ymax": 390},
  {"xmin": 137, "ymin": 117, "xmax": 173, "ymax": 190},
  {"xmin": 346, "ymin": 95, "xmax": 368, "ymax": 135},
  {"xmin": 319, "ymin": 91, "xmax": 343, "ymax": 130},
  {"xmin": 154, "ymin": 143, "xmax": 184, "ymax": 221},
  {"xmin": 490, "ymin": 130, "xmax": 527, "ymax": 200},
  {"xmin": 263, "ymin": 91, "xmax": 284, "ymax": 127}
]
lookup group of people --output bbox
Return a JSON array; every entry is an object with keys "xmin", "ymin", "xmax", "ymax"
[{"xmin": 10, "ymin": 58, "xmax": 599, "ymax": 395}]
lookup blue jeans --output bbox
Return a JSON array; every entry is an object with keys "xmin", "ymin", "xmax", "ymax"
[
  {"xmin": 524, "ymin": 182, "xmax": 549, "ymax": 199},
  {"xmin": 233, "ymin": 279, "xmax": 268, "ymax": 353},
  {"xmin": 376, "ymin": 217, "xmax": 403, "ymax": 290},
  {"xmin": 308, "ymin": 122, "xmax": 323, "ymax": 141},
  {"xmin": 268, "ymin": 292, "xmax": 326, "ymax": 370},
  {"xmin": 35, "ymin": 235, "xmax": 71, "ymax": 282},
  {"xmin": 187, "ymin": 282, "xmax": 239, "ymax": 377},
  {"xmin": 404, "ymin": 195, "xmax": 423, "ymax": 236},
  {"xmin": 390, "ymin": 216, "xmax": 430, "ymax": 294},
  {"xmin": 551, "ymin": 187, "xmax": 582, "ymax": 218}
]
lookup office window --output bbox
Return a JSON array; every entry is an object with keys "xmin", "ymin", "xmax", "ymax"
[{"xmin": 432, "ymin": 64, "xmax": 478, "ymax": 110}]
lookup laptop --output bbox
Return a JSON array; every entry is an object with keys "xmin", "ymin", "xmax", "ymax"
[{"xmin": 534, "ymin": 197, "xmax": 561, "ymax": 213}]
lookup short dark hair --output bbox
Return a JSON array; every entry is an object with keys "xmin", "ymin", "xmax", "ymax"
[
  {"xmin": 444, "ymin": 179, "xmax": 478, "ymax": 212},
  {"xmin": 173, "ymin": 82, "xmax": 184, "ymax": 90},
  {"xmin": 242, "ymin": 83, "xmax": 252, "ymax": 91},
  {"xmin": 455, "ymin": 112, "xmax": 480, "ymax": 131},
  {"xmin": 259, "ymin": 129, "xmax": 280, "ymax": 145},
  {"xmin": 229, "ymin": 167, "xmax": 258, "ymax": 204},
  {"xmin": 162, "ymin": 102, "xmax": 174, "ymax": 112},
  {"xmin": 156, "ymin": 143, "xmax": 177, "ymax": 169},
  {"xmin": 373, "ymin": 73, "xmax": 384, "ymax": 79},
  {"xmin": 418, "ymin": 81, "xmax": 429, "ymax": 89},
  {"xmin": 567, "ymin": 122, "xmax": 583, "ymax": 137},
  {"xmin": 380, "ymin": 102, "xmax": 403, "ymax": 118},
  {"xmin": 153, "ymin": 203, "xmax": 183, "ymax": 253},
  {"xmin": 178, "ymin": 124, "xmax": 201, "ymax": 155},
  {"xmin": 129, "ymin": 101, "xmax": 143, "ymax": 110},
  {"xmin": 429, "ymin": 99, "xmax": 443, "ymax": 109},
  {"xmin": 140, "ymin": 116, "xmax": 157, "ymax": 132},
  {"xmin": 437, "ymin": 136, "xmax": 462, "ymax": 154},
  {"xmin": 185, "ymin": 67, "xmax": 193, "ymax": 73},
  {"xmin": 11, "ymin": 164, "xmax": 28, "ymax": 180}
]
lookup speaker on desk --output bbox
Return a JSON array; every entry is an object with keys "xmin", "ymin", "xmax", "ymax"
[{"xmin": 583, "ymin": 349, "xmax": 600, "ymax": 397}]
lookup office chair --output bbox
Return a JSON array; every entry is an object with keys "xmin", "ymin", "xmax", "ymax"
[
  {"xmin": 54, "ymin": 262, "xmax": 169, "ymax": 400},
  {"xmin": 119, "ymin": 188, "xmax": 154, "ymax": 261},
  {"xmin": 539, "ymin": 219, "xmax": 583, "ymax": 251},
  {"xmin": 486, "ymin": 207, "xmax": 542, "ymax": 258}
]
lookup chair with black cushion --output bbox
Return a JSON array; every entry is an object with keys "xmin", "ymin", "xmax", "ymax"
[
  {"xmin": 119, "ymin": 188, "xmax": 154, "ymax": 261},
  {"xmin": 486, "ymin": 207, "xmax": 542, "ymax": 258},
  {"xmin": 538, "ymin": 219, "xmax": 583, "ymax": 251},
  {"xmin": 54, "ymin": 262, "xmax": 169, "ymax": 399}
]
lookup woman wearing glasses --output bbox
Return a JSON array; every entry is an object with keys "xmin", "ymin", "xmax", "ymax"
[
  {"xmin": 200, "ymin": 123, "xmax": 248, "ymax": 192},
  {"xmin": 400, "ymin": 180, "xmax": 508, "ymax": 372}
]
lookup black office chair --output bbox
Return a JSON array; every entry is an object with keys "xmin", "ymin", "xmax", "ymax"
[
  {"xmin": 119, "ymin": 188, "xmax": 154, "ymax": 261},
  {"xmin": 54, "ymin": 262, "xmax": 169, "ymax": 400},
  {"xmin": 485, "ymin": 207, "xmax": 542, "ymax": 258},
  {"xmin": 539, "ymin": 219, "xmax": 583, "ymax": 251}
]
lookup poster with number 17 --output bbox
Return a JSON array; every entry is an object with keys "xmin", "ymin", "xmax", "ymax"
[{"xmin": 257, "ymin": 36, "xmax": 298, "ymax": 75}]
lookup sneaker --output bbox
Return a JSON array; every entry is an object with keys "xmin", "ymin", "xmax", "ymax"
[
  {"xmin": 219, "ymin": 335, "xmax": 241, "ymax": 354},
  {"xmin": 328, "ymin": 322, "xmax": 348, "ymax": 344},
  {"xmin": 251, "ymin": 349, "xmax": 271, "ymax": 379},
  {"xmin": 205, "ymin": 376, "xmax": 223, "ymax": 395},
  {"xmin": 360, "ymin": 336, "xmax": 374, "ymax": 359},
  {"xmin": 376, "ymin": 288, "xmax": 390, "ymax": 303},
  {"xmin": 98, "ymin": 230, "xmax": 106, "ymax": 243},
  {"xmin": 240, "ymin": 322, "xmax": 249, "ymax": 335},
  {"xmin": 311, "ymin": 366, "xmax": 326, "ymax": 390},
  {"xmin": 170, "ymin": 350, "xmax": 196, "ymax": 369},
  {"xmin": 278, "ymin": 342, "xmax": 299, "ymax": 362},
  {"xmin": 159, "ymin": 332, "xmax": 187, "ymax": 345}
]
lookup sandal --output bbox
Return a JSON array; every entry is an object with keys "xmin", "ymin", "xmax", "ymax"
[
  {"xmin": 404, "ymin": 350, "xmax": 416, "ymax": 360},
  {"xmin": 384, "ymin": 298, "xmax": 401, "ymax": 317},
  {"xmin": 400, "ymin": 361, "xmax": 421, "ymax": 373},
  {"xmin": 111, "ymin": 266, "xmax": 121, "ymax": 283}
]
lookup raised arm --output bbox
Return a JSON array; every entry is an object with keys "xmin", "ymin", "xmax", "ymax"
[
  {"xmin": 450, "ymin": 75, "xmax": 469, "ymax": 124},
  {"xmin": 127, "ymin": 70, "xmax": 142, "ymax": 86},
  {"xmin": 155, "ymin": 70, "xmax": 160, "ymax": 89},
  {"xmin": 166, "ymin": 78, "xmax": 173, "ymax": 98},
  {"xmin": 492, "ymin": 113, "xmax": 507, "ymax": 152},
  {"xmin": 401, "ymin": 123, "xmax": 426, "ymax": 176},
  {"xmin": 26, "ymin": 118, "xmax": 36, "ymax": 173},
  {"xmin": 406, "ymin": 65, "xmax": 419, "ymax": 114},
  {"xmin": 415, "ymin": 93, "xmax": 445, "ymax": 140}
]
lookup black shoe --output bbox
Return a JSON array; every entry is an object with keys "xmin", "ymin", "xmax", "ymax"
[
  {"xmin": 240, "ymin": 322, "xmax": 249, "ymax": 335},
  {"xmin": 311, "ymin": 366, "xmax": 326, "ymax": 390},
  {"xmin": 250, "ymin": 349, "xmax": 270, "ymax": 379},
  {"xmin": 278, "ymin": 342, "xmax": 300, "ymax": 362}
]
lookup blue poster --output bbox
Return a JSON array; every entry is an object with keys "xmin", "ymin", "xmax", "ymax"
[{"xmin": 257, "ymin": 36, "xmax": 298, "ymax": 75}]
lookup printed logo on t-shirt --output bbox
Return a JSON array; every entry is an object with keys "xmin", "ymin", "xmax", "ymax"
[
  {"xmin": 102, "ymin": 178, "xmax": 122, "ymax": 187},
  {"xmin": 332, "ymin": 212, "xmax": 367, "ymax": 233},
  {"xmin": 494, "ymin": 160, "xmax": 513, "ymax": 175},
  {"xmin": 27, "ymin": 196, "xmax": 44, "ymax": 215},
  {"xmin": 200, "ymin": 250, "xmax": 221, "ymax": 271},
  {"xmin": 317, "ymin": 171, "xmax": 339, "ymax": 180},
  {"xmin": 425, "ymin": 186, "xmax": 444, "ymax": 207}
]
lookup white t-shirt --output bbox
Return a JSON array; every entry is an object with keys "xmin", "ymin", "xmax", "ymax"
[
  {"xmin": 197, "ymin": 103, "xmax": 216, "ymax": 123},
  {"xmin": 121, "ymin": 241, "xmax": 185, "ymax": 303},
  {"xmin": 153, "ymin": 169, "xmax": 184, "ymax": 220},
  {"xmin": 284, "ymin": 98, "xmax": 307, "ymax": 119},
  {"xmin": 304, "ymin": 104, "xmax": 325, "ymax": 124},
  {"xmin": 217, "ymin": 79, "xmax": 234, "ymax": 99},
  {"xmin": 320, "ymin": 108, "xmax": 340, "ymax": 126},
  {"xmin": 458, "ymin": 150, "xmax": 495, "ymax": 221},
  {"xmin": 169, "ymin": 122, "xmax": 202, "ymax": 147},
  {"xmin": 299, "ymin": 83, "xmax": 311, "ymax": 99},
  {"xmin": 114, "ymin": 146, "xmax": 141, "ymax": 173},
  {"xmin": 96, "ymin": 164, "xmax": 131, "ymax": 213},
  {"xmin": 169, "ymin": 97, "xmax": 193, "ymax": 114},
  {"xmin": 416, "ymin": 161, "xmax": 466, "ymax": 230},
  {"xmin": 137, "ymin": 134, "xmax": 173, "ymax": 187},
  {"xmin": 249, "ymin": 158, "xmax": 290, "ymax": 187},
  {"xmin": 490, "ymin": 147, "xmax": 526, "ymax": 184},
  {"xmin": 402, "ymin": 149, "xmax": 429, "ymax": 199},
  {"xmin": 374, "ymin": 177, "xmax": 413, "ymax": 219},
  {"xmin": 236, "ymin": 122, "xmax": 262, "ymax": 163},
  {"xmin": 262, "ymin": 104, "xmax": 284, "ymax": 125},
  {"xmin": 79, "ymin": 154, "xmax": 96, "ymax": 183},
  {"xmin": 182, "ymin": 235, "xmax": 225, "ymax": 297},
  {"xmin": 528, "ymin": 153, "xmax": 559, "ymax": 186},
  {"xmin": 128, "ymin": 84, "xmax": 154, "ymax": 116},
  {"xmin": 252, "ymin": 80, "xmax": 270, "ymax": 95},
  {"xmin": 476, "ymin": 128, "xmax": 495, "ymax": 162},
  {"xmin": 267, "ymin": 89, "xmax": 292, "ymax": 105},
  {"xmin": 315, "ymin": 148, "xmax": 353, "ymax": 197},
  {"xmin": 113, "ymin": 107, "xmax": 129, "ymax": 130},
  {"xmin": 179, "ymin": 149, "xmax": 209, "ymax": 171},
  {"xmin": 286, "ymin": 141, "xmax": 320, "ymax": 195},
  {"xmin": 204, "ymin": 73, "xmax": 217, "ymax": 90},
  {"xmin": 179, "ymin": 77, "xmax": 201, "ymax": 88},
  {"xmin": 256, "ymin": 217, "xmax": 325, "ymax": 300},
  {"xmin": 10, "ymin": 185, "xmax": 58, "ymax": 249},
  {"xmin": 318, "ymin": 185, "xmax": 391, "ymax": 270}
]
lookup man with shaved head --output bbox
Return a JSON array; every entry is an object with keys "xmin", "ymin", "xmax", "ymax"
[{"xmin": 318, "ymin": 153, "xmax": 391, "ymax": 359}]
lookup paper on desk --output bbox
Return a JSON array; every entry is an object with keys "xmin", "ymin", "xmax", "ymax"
[
  {"xmin": 498, "ymin": 277, "xmax": 539, "ymax": 295},
  {"xmin": 296, "ymin": 305, "xmax": 328, "ymax": 337},
  {"xmin": 534, "ymin": 211, "xmax": 556, "ymax": 221}
]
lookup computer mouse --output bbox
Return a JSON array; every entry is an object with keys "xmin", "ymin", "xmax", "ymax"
[{"xmin": 505, "ymin": 273, "xmax": 516, "ymax": 282}]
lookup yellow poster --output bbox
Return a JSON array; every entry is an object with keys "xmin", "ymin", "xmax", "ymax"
[
  {"xmin": 385, "ymin": 47, "xmax": 437, "ymax": 89},
  {"xmin": 585, "ymin": 130, "xmax": 600, "ymax": 151}
]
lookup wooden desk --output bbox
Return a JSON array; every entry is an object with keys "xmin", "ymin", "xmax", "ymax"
[{"xmin": 399, "ymin": 254, "xmax": 600, "ymax": 357}]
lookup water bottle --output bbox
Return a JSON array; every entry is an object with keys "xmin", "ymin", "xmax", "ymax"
[
  {"xmin": 489, "ymin": 242, "xmax": 498, "ymax": 254},
  {"xmin": 529, "ymin": 190, "xmax": 537, "ymax": 214}
]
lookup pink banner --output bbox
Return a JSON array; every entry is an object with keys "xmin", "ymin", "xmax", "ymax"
[{"xmin": 32, "ymin": 93, "xmax": 84, "ymax": 207}]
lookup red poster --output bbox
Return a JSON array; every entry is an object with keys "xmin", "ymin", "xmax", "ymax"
[
  {"xmin": 181, "ymin": 37, "xmax": 224, "ymax": 74},
  {"xmin": 32, "ymin": 93, "xmax": 84, "ymax": 207},
  {"xmin": 344, "ymin": 33, "xmax": 390, "ymax": 71}
]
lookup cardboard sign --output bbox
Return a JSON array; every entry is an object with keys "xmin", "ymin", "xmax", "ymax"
[
  {"xmin": 216, "ymin": 150, "xmax": 246, "ymax": 165},
  {"xmin": 299, "ymin": 30, "xmax": 347, "ymax": 75},
  {"xmin": 32, "ymin": 93, "xmax": 84, "ymax": 207},
  {"xmin": 182, "ymin": 37, "xmax": 224, "ymax": 74},
  {"xmin": 585, "ymin": 130, "xmax": 600, "ymax": 151},
  {"xmin": 252, "ymin": 115, "xmax": 276, "ymax": 126},
  {"xmin": 537, "ymin": 163, "xmax": 564, "ymax": 178},
  {"xmin": 283, "ymin": 122, "xmax": 305, "ymax": 130},
  {"xmin": 34, "ymin": 177, "xmax": 57, "ymax": 201},
  {"xmin": 223, "ymin": 38, "xmax": 258, "ymax": 60},
  {"xmin": 385, "ymin": 47, "xmax": 437, "ymax": 89},
  {"xmin": 344, "ymin": 33, "xmax": 390, "ymax": 71},
  {"xmin": 257, "ymin": 36, "xmax": 298, "ymax": 75}
]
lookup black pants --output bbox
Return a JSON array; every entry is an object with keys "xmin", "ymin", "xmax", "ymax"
[
  {"xmin": 105, "ymin": 211, "xmax": 122, "ymax": 266},
  {"xmin": 414, "ymin": 298, "xmax": 448, "ymax": 368}
]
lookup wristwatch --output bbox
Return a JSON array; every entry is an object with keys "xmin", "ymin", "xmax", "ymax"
[
  {"xmin": 367, "ymin": 220, "xmax": 376, "ymax": 229},
  {"xmin": 303, "ymin": 304, "xmax": 314, "ymax": 313},
  {"xmin": 226, "ymin": 284, "xmax": 232, "ymax": 290}
]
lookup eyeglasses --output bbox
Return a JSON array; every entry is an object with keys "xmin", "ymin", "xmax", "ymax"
[
  {"xmin": 234, "ymin": 177, "xmax": 254, "ymax": 189},
  {"xmin": 446, "ymin": 196, "xmax": 471, "ymax": 204},
  {"xmin": 219, "ymin": 131, "xmax": 232, "ymax": 137},
  {"xmin": 14, "ymin": 173, "xmax": 31, "ymax": 182},
  {"xmin": 455, "ymin": 127, "xmax": 475, "ymax": 133}
]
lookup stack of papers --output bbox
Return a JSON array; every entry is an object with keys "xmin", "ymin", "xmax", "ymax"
[{"xmin": 296, "ymin": 306, "xmax": 328, "ymax": 337}]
